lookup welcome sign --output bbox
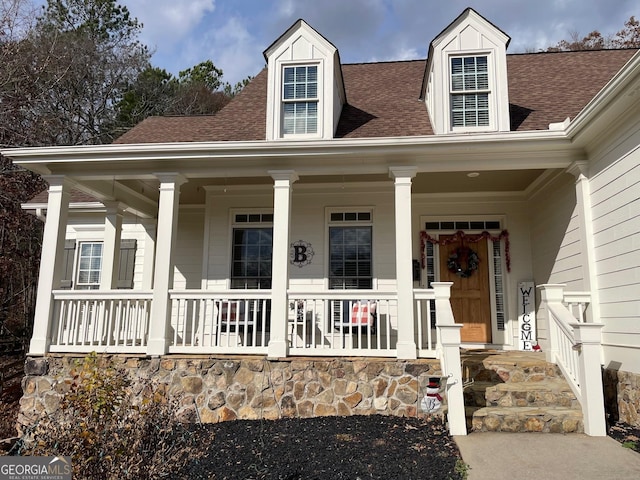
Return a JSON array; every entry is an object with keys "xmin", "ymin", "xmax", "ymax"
[{"xmin": 518, "ymin": 282, "xmax": 536, "ymax": 351}]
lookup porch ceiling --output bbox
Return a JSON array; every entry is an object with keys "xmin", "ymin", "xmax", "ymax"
[
  {"xmin": 411, "ymin": 169, "xmax": 548, "ymax": 194},
  {"xmin": 35, "ymin": 168, "xmax": 554, "ymax": 210},
  {"xmin": 128, "ymin": 169, "xmax": 551, "ymax": 206}
]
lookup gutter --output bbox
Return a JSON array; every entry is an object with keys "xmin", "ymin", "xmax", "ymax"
[{"xmin": 0, "ymin": 129, "xmax": 572, "ymax": 164}]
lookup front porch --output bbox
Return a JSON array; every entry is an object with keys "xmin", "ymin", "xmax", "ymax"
[{"xmin": 19, "ymin": 160, "xmax": 607, "ymax": 436}]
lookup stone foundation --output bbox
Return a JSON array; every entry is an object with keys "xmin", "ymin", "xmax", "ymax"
[
  {"xmin": 19, "ymin": 355, "xmax": 443, "ymax": 432},
  {"xmin": 604, "ymin": 368, "xmax": 640, "ymax": 427}
]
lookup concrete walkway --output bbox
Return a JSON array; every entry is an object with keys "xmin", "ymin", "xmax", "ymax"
[{"xmin": 455, "ymin": 433, "xmax": 640, "ymax": 480}]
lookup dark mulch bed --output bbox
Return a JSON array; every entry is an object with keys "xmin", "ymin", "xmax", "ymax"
[
  {"xmin": 608, "ymin": 421, "xmax": 640, "ymax": 454},
  {"xmin": 179, "ymin": 415, "xmax": 465, "ymax": 480},
  {"xmin": 0, "ymin": 353, "xmax": 24, "ymax": 446}
]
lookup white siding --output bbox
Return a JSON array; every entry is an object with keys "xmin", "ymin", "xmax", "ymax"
[
  {"xmin": 529, "ymin": 173, "xmax": 585, "ymax": 290},
  {"xmin": 589, "ymin": 143, "xmax": 640, "ymax": 371},
  {"xmin": 172, "ymin": 208, "xmax": 204, "ymax": 290}
]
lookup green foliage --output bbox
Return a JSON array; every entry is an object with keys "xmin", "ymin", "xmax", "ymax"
[
  {"xmin": 63, "ymin": 352, "xmax": 128, "ymax": 420},
  {"xmin": 116, "ymin": 66, "xmax": 177, "ymax": 127},
  {"xmin": 453, "ymin": 458, "xmax": 470, "ymax": 480},
  {"xmin": 224, "ymin": 76, "xmax": 254, "ymax": 97},
  {"xmin": 37, "ymin": 0, "xmax": 143, "ymax": 45},
  {"xmin": 178, "ymin": 59, "xmax": 223, "ymax": 91}
]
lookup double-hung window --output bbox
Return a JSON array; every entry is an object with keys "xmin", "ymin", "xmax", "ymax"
[
  {"xmin": 328, "ymin": 212, "xmax": 373, "ymax": 290},
  {"xmin": 450, "ymin": 56, "xmax": 489, "ymax": 128},
  {"xmin": 231, "ymin": 213, "xmax": 273, "ymax": 289},
  {"xmin": 76, "ymin": 242, "xmax": 103, "ymax": 290},
  {"xmin": 282, "ymin": 65, "xmax": 318, "ymax": 135}
]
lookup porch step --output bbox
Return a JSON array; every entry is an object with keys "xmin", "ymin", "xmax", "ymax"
[
  {"xmin": 461, "ymin": 350, "xmax": 583, "ymax": 433},
  {"xmin": 470, "ymin": 406, "xmax": 583, "ymax": 433},
  {"xmin": 465, "ymin": 379, "xmax": 580, "ymax": 409}
]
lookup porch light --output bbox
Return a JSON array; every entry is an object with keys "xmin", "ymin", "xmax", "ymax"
[{"xmin": 466, "ymin": 172, "xmax": 480, "ymax": 178}]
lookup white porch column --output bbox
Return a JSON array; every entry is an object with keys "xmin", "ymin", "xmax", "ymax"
[
  {"xmin": 29, "ymin": 176, "xmax": 73, "ymax": 355},
  {"xmin": 567, "ymin": 162, "xmax": 599, "ymax": 323},
  {"xmin": 433, "ymin": 282, "xmax": 467, "ymax": 436},
  {"xmin": 147, "ymin": 173, "xmax": 187, "ymax": 356},
  {"xmin": 101, "ymin": 201, "xmax": 124, "ymax": 289},
  {"xmin": 267, "ymin": 170, "xmax": 298, "ymax": 359},
  {"xmin": 573, "ymin": 322, "xmax": 607, "ymax": 436},
  {"xmin": 390, "ymin": 167, "xmax": 418, "ymax": 359}
]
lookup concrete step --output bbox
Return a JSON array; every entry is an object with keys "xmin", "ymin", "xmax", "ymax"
[{"xmin": 470, "ymin": 406, "xmax": 584, "ymax": 433}]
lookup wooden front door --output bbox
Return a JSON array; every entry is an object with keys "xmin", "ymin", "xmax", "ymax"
[{"xmin": 439, "ymin": 235, "xmax": 492, "ymax": 343}]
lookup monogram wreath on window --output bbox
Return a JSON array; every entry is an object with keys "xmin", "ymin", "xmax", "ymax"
[{"xmin": 447, "ymin": 247, "xmax": 480, "ymax": 278}]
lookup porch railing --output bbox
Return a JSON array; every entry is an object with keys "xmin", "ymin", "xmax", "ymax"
[
  {"xmin": 287, "ymin": 291, "xmax": 399, "ymax": 357},
  {"xmin": 50, "ymin": 290, "xmax": 152, "ymax": 353},
  {"xmin": 414, "ymin": 289, "xmax": 438, "ymax": 356},
  {"xmin": 168, "ymin": 290, "xmax": 271, "ymax": 354},
  {"xmin": 539, "ymin": 284, "xmax": 606, "ymax": 436},
  {"xmin": 46, "ymin": 286, "xmax": 452, "ymax": 360}
]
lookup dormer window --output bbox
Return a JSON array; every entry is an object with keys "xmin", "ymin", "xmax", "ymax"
[
  {"xmin": 282, "ymin": 65, "xmax": 318, "ymax": 135},
  {"xmin": 264, "ymin": 20, "xmax": 345, "ymax": 140},
  {"xmin": 422, "ymin": 9, "xmax": 511, "ymax": 134},
  {"xmin": 450, "ymin": 56, "xmax": 489, "ymax": 128}
]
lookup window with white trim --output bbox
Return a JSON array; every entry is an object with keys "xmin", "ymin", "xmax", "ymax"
[
  {"xmin": 328, "ymin": 211, "xmax": 372, "ymax": 290},
  {"xmin": 76, "ymin": 242, "xmax": 103, "ymax": 290},
  {"xmin": 450, "ymin": 56, "xmax": 489, "ymax": 128},
  {"xmin": 231, "ymin": 213, "xmax": 273, "ymax": 289},
  {"xmin": 282, "ymin": 65, "xmax": 318, "ymax": 135}
]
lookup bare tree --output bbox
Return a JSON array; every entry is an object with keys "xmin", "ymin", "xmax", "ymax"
[
  {"xmin": 613, "ymin": 16, "xmax": 640, "ymax": 48},
  {"xmin": 547, "ymin": 16, "xmax": 640, "ymax": 52}
]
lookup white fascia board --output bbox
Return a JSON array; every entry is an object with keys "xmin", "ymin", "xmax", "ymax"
[
  {"xmin": 1, "ymin": 129, "xmax": 568, "ymax": 159},
  {"xmin": 1, "ymin": 129, "xmax": 578, "ymax": 175}
]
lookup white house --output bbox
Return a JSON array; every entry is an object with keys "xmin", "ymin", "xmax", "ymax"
[{"xmin": 4, "ymin": 8, "xmax": 640, "ymax": 435}]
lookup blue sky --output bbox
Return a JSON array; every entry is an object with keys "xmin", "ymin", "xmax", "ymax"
[{"xmin": 51, "ymin": 0, "xmax": 640, "ymax": 85}]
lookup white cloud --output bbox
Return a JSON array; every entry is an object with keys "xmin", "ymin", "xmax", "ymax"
[
  {"xmin": 181, "ymin": 15, "xmax": 263, "ymax": 85},
  {"xmin": 123, "ymin": 0, "xmax": 216, "ymax": 53}
]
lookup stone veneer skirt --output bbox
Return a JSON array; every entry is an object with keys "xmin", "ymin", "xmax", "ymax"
[{"xmin": 18, "ymin": 355, "xmax": 443, "ymax": 432}]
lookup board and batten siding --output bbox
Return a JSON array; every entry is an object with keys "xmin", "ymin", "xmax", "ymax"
[{"xmin": 589, "ymin": 142, "xmax": 640, "ymax": 371}]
